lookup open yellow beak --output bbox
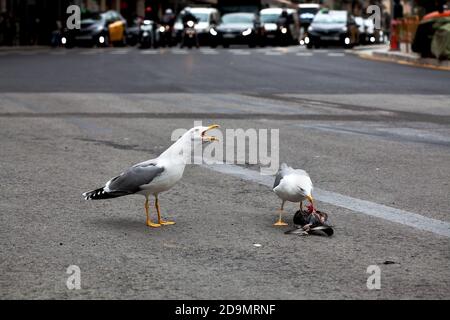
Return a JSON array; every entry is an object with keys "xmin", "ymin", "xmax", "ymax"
[{"xmin": 202, "ymin": 124, "xmax": 220, "ymax": 142}]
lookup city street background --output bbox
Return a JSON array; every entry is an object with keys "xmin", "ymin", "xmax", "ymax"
[{"xmin": 0, "ymin": 44, "xmax": 449, "ymax": 299}]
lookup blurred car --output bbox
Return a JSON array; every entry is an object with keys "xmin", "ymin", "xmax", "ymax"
[
  {"xmin": 305, "ymin": 10, "xmax": 359, "ymax": 48},
  {"xmin": 363, "ymin": 18, "xmax": 383, "ymax": 44},
  {"xmin": 355, "ymin": 17, "xmax": 383, "ymax": 44},
  {"xmin": 355, "ymin": 16, "xmax": 366, "ymax": 44},
  {"xmin": 260, "ymin": 8, "xmax": 300, "ymax": 46},
  {"xmin": 173, "ymin": 7, "xmax": 221, "ymax": 46},
  {"xmin": 126, "ymin": 17, "xmax": 142, "ymax": 46},
  {"xmin": 215, "ymin": 12, "xmax": 262, "ymax": 48},
  {"xmin": 298, "ymin": 3, "xmax": 320, "ymax": 30},
  {"xmin": 62, "ymin": 10, "xmax": 127, "ymax": 47}
]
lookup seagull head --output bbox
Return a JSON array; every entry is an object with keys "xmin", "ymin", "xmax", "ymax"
[
  {"xmin": 188, "ymin": 124, "xmax": 220, "ymax": 143},
  {"xmin": 298, "ymin": 185, "xmax": 314, "ymax": 209}
]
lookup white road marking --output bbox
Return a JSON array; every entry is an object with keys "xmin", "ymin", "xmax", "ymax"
[
  {"xmin": 296, "ymin": 52, "xmax": 313, "ymax": 56},
  {"xmin": 328, "ymin": 52, "xmax": 345, "ymax": 57},
  {"xmin": 265, "ymin": 51, "xmax": 283, "ymax": 55},
  {"xmin": 200, "ymin": 49, "xmax": 219, "ymax": 55},
  {"xmin": 202, "ymin": 162, "xmax": 450, "ymax": 238},
  {"xmin": 80, "ymin": 50, "xmax": 98, "ymax": 55},
  {"xmin": 171, "ymin": 49, "xmax": 189, "ymax": 54},
  {"xmin": 140, "ymin": 50, "xmax": 158, "ymax": 54},
  {"xmin": 230, "ymin": 49, "xmax": 251, "ymax": 55},
  {"xmin": 110, "ymin": 49, "xmax": 130, "ymax": 54}
]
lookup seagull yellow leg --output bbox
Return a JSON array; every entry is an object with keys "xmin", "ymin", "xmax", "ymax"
[
  {"xmin": 274, "ymin": 201, "xmax": 288, "ymax": 226},
  {"xmin": 155, "ymin": 195, "xmax": 175, "ymax": 226},
  {"xmin": 145, "ymin": 197, "xmax": 161, "ymax": 228},
  {"xmin": 300, "ymin": 201, "xmax": 303, "ymax": 212}
]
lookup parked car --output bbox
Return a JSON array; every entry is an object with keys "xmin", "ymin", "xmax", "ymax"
[
  {"xmin": 62, "ymin": 10, "xmax": 127, "ymax": 47},
  {"xmin": 173, "ymin": 7, "xmax": 220, "ymax": 46},
  {"xmin": 215, "ymin": 12, "xmax": 262, "ymax": 48},
  {"xmin": 305, "ymin": 10, "xmax": 359, "ymax": 48},
  {"xmin": 260, "ymin": 8, "xmax": 300, "ymax": 46}
]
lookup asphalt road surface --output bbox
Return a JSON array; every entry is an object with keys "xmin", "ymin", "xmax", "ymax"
[{"xmin": 1, "ymin": 46, "xmax": 449, "ymax": 299}]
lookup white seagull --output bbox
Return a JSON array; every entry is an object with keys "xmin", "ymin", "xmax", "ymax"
[
  {"xmin": 272, "ymin": 163, "xmax": 314, "ymax": 226},
  {"xmin": 82, "ymin": 125, "xmax": 220, "ymax": 228}
]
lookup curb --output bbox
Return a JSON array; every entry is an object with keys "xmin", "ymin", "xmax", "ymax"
[
  {"xmin": 373, "ymin": 51, "xmax": 450, "ymax": 70},
  {"xmin": 351, "ymin": 48, "xmax": 450, "ymax": 71}
]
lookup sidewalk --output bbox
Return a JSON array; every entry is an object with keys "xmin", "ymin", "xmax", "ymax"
[{"xmin": 352, "ymin": 44, "xmax": 450, "ymax": 71}]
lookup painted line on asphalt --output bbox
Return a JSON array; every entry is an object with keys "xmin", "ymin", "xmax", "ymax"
[
  {"xmin": 140, "ymin": 50, "xmax": 158, "ymax": 54},
  {"xmin": 110, "ymin": 49, "xmax": 130, "ymax": 54},
  {"xmin": 296, "ymin": 52, "xmax": 313, "ymax": 56},
  {"xmin": 230, "ymin": 50, "xmax": 251, "ymax": 55},
  {"xmin": 202, "ymin": 162, "xmax": 450, "ymax": 238},
  {"xmin": 200, "ymin": 49, "xmax": 219, "ymax": 55},
  {"xmin": 328, "ymin": 52, "xmax": 345, "ymax": 57},
  {"xmin": 80, "ymin": 50, "xmax": 98, "ymax": 55},
  {"xmin": 265, "ymin": 51, "xmax": 283, "ymax": 55},
  {"xmin": 171, "ymin": 49, "xmax": 189, "ymax": 54}
]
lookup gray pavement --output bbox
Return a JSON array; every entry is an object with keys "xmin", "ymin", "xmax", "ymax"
[{"xmin": 0, "ymin": 47, "xmax": 449, "ymax": 299}]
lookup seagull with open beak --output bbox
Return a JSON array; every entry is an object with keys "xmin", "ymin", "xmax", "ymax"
[
  {"xmin": 82, "ymin": 125, "xmax": 220, "ymax": 228},
  {"xmin": 272, "ymin": 163, "xmax": 314, "ymax": 226}
]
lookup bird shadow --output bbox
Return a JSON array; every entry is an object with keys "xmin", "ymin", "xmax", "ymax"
[{"xmin": 88, "ymin": 217, "xmax": 150, "ymax": 234}]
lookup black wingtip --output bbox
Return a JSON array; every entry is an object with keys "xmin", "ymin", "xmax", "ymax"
[{"xmin": 82, "ymin": 187, "xmax": 107, "ymax": 200}]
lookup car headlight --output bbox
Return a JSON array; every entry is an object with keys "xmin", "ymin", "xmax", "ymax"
[
  {"xmin": 242, "ymin": 28, "xmax": 252, "ymax": 36},
  {"xmin": 281, "ymin": 27, "xmax": 287, "ymax": 34},
  {"xmin": 187, "ymin": 20, "xmax": 195, "ymax": 28},
  {"xmin": 210, "ymin": 28, "xmax": 217, "ymax": 36},
  {"xmin": 307, "ymin": 26, "xmax": 314, "ymax": 32},
  {"xmin": 341, "ymin": 26, "xmax": 347, "ymax": 32}
]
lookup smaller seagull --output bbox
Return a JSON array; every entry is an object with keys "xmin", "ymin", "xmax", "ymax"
[
  {"xmin": 82, "ymin": 125, "xmax": 220, "ymax": 228},
  {"xmin": 272, "ymin": 163, "xmax": 314, "ymax": 226}
]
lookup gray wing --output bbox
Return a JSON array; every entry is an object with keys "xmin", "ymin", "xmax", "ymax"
[
  {"xmin": 273, "ymin": 170, "xmax": 284, "ymax": 189},
  {"xmin": 273, "ymin": 163, "xmax": 290, "ymax": 189},
  {"xmin": 106, "ymin": 163, "xmax": 164, "ymax": 194}
]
